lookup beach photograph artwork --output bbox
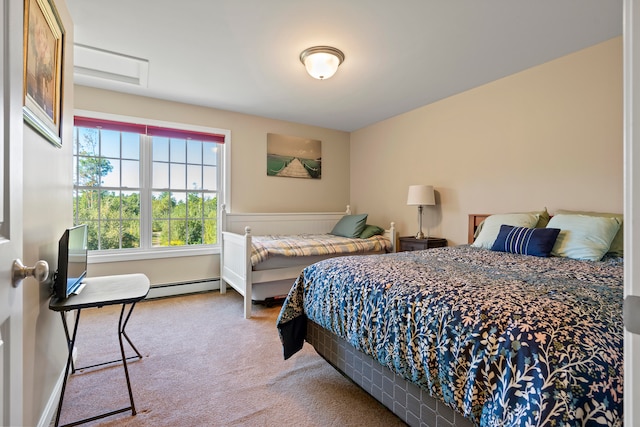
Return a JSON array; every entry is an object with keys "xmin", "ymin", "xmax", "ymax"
[{"xmin": 267, "ymin": 133, "xmax": 321, "ymax": 179}]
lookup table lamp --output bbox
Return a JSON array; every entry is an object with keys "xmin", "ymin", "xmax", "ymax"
[{"xmin": 407, "ymin": 185, "xmax": 435, "ymax": 239}]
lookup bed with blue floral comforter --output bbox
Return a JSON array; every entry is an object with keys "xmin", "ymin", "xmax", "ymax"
[{"xmin": 276, "ymin": 245, "xmax": 623, "ymax": 426}]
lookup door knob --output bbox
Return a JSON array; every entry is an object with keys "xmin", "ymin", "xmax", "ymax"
[{"xmin": 12, "ymin": 259, "xmax": 49, "ymax": 288}]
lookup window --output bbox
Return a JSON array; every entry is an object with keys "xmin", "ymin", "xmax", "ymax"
[{"xmin": 73, "ymin": 115, "xmax": 228, "ymax": 258}]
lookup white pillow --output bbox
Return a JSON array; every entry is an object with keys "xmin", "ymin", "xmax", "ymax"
[
  {"xmin": 547, "ymin": 214, "xmax": 621, "ymax": 261},
  {"xmin": 472, "ymin": 213, "xmax": 540, "ymax": 249}
]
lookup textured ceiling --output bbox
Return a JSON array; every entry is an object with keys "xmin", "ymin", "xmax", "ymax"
[{"xmin": 67, "ymin": 0, "xmax": 622, "ymax": 132}]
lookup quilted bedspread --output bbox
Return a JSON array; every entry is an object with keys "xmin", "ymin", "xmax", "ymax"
[
  {"xmin": 250, "ymin": 234, "xmax": 391, "ymax": 266},
  {"xmin": 277, "ymin": 245, "xmax": 623, "ymax": 426}
]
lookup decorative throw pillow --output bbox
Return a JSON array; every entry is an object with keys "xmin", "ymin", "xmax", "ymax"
[
  {"xmin": 473, "ymin": 208, "xmax": 550, "ymax": 239},
  {"xmin": 330, "ymin": 214, "xmax": 368, "ymax": 238},
  {"xmin": 534, "ymin": 208, "xmax": 552, "ymax": 228},
  {"xmin": 547, "ymin": 214, "xmax": 621, "ymax": 261},
  {"xmin": 359, "ymin": 224, "xmax": 384, "ymax": 239},
  {"xmin": 555, "ymin": 209, "xmax": 624, "ymax": 257},
  {"xmin": 471, "ymin": 213, "xmax": 540, "ymax": 249},
  {"xmin": 491, "ymin": 225, "xmax": 560, "ymax": 257}
]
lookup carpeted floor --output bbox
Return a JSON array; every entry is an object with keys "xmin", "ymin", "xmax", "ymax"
[{"xmin": 56, "ymin": 290, "xmax": 406, "ymax": 426}]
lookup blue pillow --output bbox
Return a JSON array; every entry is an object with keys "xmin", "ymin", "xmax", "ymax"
[
  {"xmin": 547, "ymin": 214, "xmax": 620, "ymax": 261},
  {"xmin": 491, "ymin": 225, "xmax": 560, "ymax": 257}
]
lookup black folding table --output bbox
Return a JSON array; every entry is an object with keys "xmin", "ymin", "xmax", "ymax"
[{"xmin": 49, "ymin": 273, "xmax": 150, "ymax": 427}]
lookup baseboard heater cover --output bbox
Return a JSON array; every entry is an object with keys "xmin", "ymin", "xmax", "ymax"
[{"xmin": 146, "ymin": 278, "xmax": 220, "ymax": 299}]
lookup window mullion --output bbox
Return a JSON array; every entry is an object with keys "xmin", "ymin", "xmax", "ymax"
[
  {"xmin": 119, "ymin": 133, "xmax": 124, "ymax": 249},
  {"xmin": 183, "ymin": 139, "xmax": 188, "ymax": 245},
  {"xmin": 97, "ymin": 130, "xmax": 103, "ymax": 250},
  {"xmin": 140, "ymin": 134, "xmax": 153, "ymax": 249},
  {"xmin": 201, "ymin": 144, "xmax": 205, "ymax": 243}
]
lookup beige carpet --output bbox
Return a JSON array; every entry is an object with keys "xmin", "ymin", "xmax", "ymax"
[{"xmin": 56, "ymin": 290, "xmax": 406, "ymax": 426}]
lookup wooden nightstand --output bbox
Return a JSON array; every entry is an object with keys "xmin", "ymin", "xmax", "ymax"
[{"xmin": 398, "ymin": 236, "xmax": 447, "ymax": 252}]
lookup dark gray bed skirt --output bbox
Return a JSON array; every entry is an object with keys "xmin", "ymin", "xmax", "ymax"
[{"xmin": 306, "ymin": 319, "xmax": 475, "ymax": 427}]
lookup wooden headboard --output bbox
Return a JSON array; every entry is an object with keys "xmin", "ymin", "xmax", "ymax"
[{"xmin": 468, "ymin": 214, "xmax": 490, "ymax": 244}]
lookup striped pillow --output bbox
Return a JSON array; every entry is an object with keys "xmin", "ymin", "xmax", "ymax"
[{"xmin": 491, "ymin": 225, "xmax": 560, "ymax": 257}]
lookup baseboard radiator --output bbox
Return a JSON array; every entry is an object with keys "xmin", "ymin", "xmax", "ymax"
[{"xmin": 146, "ymin": 278, "xmax": 221, "ymax": 299}]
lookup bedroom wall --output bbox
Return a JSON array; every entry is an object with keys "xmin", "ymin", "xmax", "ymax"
[
  {"xmin": 21, "ymin": 0, "xmax": 75, "ymax": 424},
  {"xmin": 73, "ymin": 87, "xmax": 350, "ymax": 282},
  {"xmin": 350, "ymin": 37, "xmax": 623, "ymax": 246}
]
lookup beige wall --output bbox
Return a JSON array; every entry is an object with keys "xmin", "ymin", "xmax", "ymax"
[
  {"xmin": 351, "ymin": 37, "xmax": 623, "ymax": 246},
  {"xmin": 22, "ymin": 0, "xmax": 74, "ymax": 424},
  {"xmin": 74, "ymin": 87, "xmax": 351, "ymax": 283}
]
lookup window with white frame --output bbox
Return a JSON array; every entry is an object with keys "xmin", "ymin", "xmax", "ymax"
[{"xmin": 73, "ymin": 116, "xmax": 227, "ymax": 254}]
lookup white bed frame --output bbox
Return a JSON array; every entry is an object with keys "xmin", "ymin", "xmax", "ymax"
[{"xmin": 220, "ymin": 205, "xmax": 396, "ymax": 318}]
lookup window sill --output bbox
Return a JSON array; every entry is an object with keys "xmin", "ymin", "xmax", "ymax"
[{"xmin": 88, "ymin": 245, "xmax": 220, "ymax": 264}]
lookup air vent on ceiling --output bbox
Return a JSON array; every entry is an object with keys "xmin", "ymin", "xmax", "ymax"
[{"xmin": 74, "ymin": 44, "xmax": 149, "ymax": 87}]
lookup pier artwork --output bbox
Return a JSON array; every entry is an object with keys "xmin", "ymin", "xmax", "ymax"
[{"xmin": 267, "ymin": 133, "xmax": 321, "ymax": 179}]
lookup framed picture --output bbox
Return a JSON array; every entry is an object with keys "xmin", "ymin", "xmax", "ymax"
[
  {"xmin": 267, "ymin": 133, "xmax": 322, "ymax": 179},
  {"xmin": 23, "ymin": 0, "xmax": 64, "ymax": 147}
]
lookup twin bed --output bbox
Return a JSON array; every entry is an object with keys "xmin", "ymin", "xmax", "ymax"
[
  {"xmin": 219, "ymin": 205, "xmax": 396, "ymax": 318},
  {"xmin": 276, "ymin": 211, "xmax": 624, "ymax": 426}
]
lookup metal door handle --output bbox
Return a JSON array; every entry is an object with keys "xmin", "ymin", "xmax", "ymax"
[
  {"xmin": 624, "ymin": 295, "xmax": 640, "ymax": 335},
  {"xmin": 11, "ymin": 259, "xmax": 49, "ymax": 288}
]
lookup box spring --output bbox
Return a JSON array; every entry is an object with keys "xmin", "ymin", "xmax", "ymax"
[{"xmin": 306, "ymin": 319, "xmax": 475, "ymax": 427}]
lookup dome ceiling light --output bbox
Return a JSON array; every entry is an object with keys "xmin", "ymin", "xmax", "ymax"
[{"xmin": 299, "ymin": 46, "xmax": 345, "ymax": 80}]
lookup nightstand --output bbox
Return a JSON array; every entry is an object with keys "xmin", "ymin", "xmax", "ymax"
[{"xmin": 398, "ymin": 236, "xmax": 447, "ymax": 252}]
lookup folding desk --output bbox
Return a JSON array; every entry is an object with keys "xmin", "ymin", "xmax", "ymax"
[{"xmin": 49, "ymin": 273, "xmax": 150, "ymax": 427}]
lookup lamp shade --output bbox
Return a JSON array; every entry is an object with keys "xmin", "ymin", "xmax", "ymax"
[
  {"xmin": 407, "ymin": 185, "xmax": 435, "ymax": 206},
  {"xmin": 300, "ymin": 46, "xmax": 345, "ymax": 80}
]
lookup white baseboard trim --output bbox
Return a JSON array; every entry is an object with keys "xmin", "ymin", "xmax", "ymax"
[{"xmin": 146, "ymin": 278, "xmax": 220, "ymax": 299}]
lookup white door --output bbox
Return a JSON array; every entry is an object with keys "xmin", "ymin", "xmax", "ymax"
[
  {"xmin": 625, "ymin": 1, "xmax": 640, "ymax": 425},
  {"xmin": 0, "ymin": 0, "xmax": 24, "ymax": 425}
]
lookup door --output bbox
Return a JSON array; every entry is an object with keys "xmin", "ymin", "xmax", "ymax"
[
  {"xmin": 625, "ymin": 1, "xmax": 639, "ymax": 425},
  {"xmin": 0, "ymin": 0, "xmax": 24, "ymax": 425}
]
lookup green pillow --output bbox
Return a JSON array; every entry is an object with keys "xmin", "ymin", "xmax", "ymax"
[
  {"xmin": 471, "ymin": 213, "xmax": 540, "ymax": 249},
  {"xmin": 534, "ymin": 208, "xmax": 551, "ymax": 228},
  {"xmin": 330, "ymin": 214, "xmax": 368, "ymax": 238},
  {"xmin": 555, "ymin": 209, "xmax": 623, "ymax": 257},
  {"xmin": 547, "ymin": 214, "xmax": 621, "ymax": 261},
  {"xmin": 360, "ymin": 224, "xmax": 384, "ymax": 239}
]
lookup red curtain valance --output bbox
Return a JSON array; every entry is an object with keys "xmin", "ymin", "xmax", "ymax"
[{"xmin": 74, "ymin": 116, "xmax": 225, "ymax": 143}]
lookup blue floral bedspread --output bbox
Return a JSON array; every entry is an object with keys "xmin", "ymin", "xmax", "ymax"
[{"xmin": 276, "ymin": 245, "xmax": 623, "ymax": 426}]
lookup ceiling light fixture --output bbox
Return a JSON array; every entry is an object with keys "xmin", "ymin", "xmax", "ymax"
[{"xmin": 299, "ymin": 46, "xmax": 345, "ymax": 80}]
